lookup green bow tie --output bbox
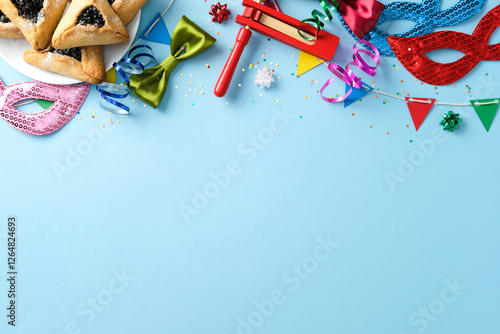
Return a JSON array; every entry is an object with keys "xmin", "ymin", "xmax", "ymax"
[{"xmin": 129, "ymin": 16, "xmax": 216, "ymax": 109}]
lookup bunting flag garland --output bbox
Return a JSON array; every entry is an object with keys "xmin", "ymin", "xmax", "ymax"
[
  {"xmin": 405, "ymin": 97, "xmax": 436, "ymax": 131},
  {"xmin": 35, "ymin": 99, "xmax": 54, "ymax": 110},
  {"xmin": 105, "ymin": 68, "xmax": 117, "ymax": 84},
  {"xmin": 297, "ymin": 51, "xmax": 324, "ymax": 76},
  {"xmin": 263, "ymin": 0, "xmax": 281, "ymax": 11},
  {"xmin": 344, "ymin": 82, "xmax": 372, "ymax": 108},
  {"xmin": 338, "ymin": 84, "xmax": 499, "ymax": 132},
  {"xmin": 128, "ymin": 0, "xmax": 176, "ymax": 50},
  {"xmin": 470, "ymin": 99, "xmax": 500, "ymax": 132},
  {"xmin": 138, "ymin": 13, "xmax": 172, "ymax": 45}
]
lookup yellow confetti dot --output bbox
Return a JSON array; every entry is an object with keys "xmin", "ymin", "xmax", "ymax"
[
  {"xmin": 370, "ymin": 125, "xmax": 373, "ymax": 128},
  {"xmin": 199, "ymin": 84, "xmax": 202, "ymax": 87},
  {"xmin": 175, "ymin": 86, "xmax": 178, "ymax": 89},
  {"xmin": 181, "ymin": 73, "xmax": 184, "ymax": 76},
  {"xmin": 189, "ymin": 81, "xmax": 192, "ymax": 84},
  {"xmin": 277, "ymin": 76, "xmax": 281, "ymax": 80},
  {"xmin": 304, "ymin": 96, "xmax": 307, "ymax": 99},
  {"xmin": 276, "ymin": 99, "xmax": 279, "ymax": 103},
  {"xmin": 396, "ymin": 67, "xmax": 400, "ymax": 70},
  {"xmin": 195, "ymin": 89, "xmax": 198, "ymax": 92},
  {"xmin": 185, "ymin": 94, "xmax": 188, "ymax": 97},
  {"xmin": 238, "ymin": 84, "xmax": 241, "ymax": 87},
  {"xmin": 242, "ymin": 69, "xmax": 245, "ymax": 72},
  {"xmin": 117, "ymin": 120, "xmax": 120, "ymax": 124},
  {"xmin": 200, "ymin": 91, "xmax": 204, "ymax": 95},
  {"xmin": 226, "ymin": 102, "xmax": 229, "ymax": 105},
  {"xmin": 102, "ymin": 125, "xmax": 105, "ymax": 128}
]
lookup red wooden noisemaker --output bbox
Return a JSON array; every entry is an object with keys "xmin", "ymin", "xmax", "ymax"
[{"xmin": 214, "ymin": 0, "xmax": 340, "ymax": 97}]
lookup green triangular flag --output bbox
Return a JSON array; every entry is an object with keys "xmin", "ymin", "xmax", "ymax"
[
  {"xmin": 35, "ymin": 99, "xmax": 54, "ymax": 110},
  {"xmin": 470, "ymin": 99, "xmax": 500, "ymax": 132}
]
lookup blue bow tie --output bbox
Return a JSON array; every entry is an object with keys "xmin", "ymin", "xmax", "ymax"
[{"xmin": 339, "ymin": 0, "xmax": 486, "ymax": 57}]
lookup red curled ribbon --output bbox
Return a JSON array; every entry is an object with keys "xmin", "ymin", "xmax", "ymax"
[
  {"xmin": 321, "ymin": 40, "xmax": 380, "ymax": 103},
  {"xmin": 388, "ymin": 4, "xmax": 500, "ymax": 86}
]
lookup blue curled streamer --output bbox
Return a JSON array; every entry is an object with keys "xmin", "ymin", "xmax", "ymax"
[
  {"xmin": 96, "ymin": 45, "xmax": 156, "ymax": 114},
  {"xmin": 339, "ymin": 0, "xmax": 487, "ymax": 57}
]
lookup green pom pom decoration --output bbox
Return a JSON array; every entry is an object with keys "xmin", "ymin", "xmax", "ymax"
[{"xmin": 440, "ymin": 111, "xmax": 462, "ymax": 132}]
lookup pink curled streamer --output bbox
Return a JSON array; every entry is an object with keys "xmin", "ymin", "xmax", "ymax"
[{"xmin": 321, "ymin": 40, "xmax": 380, "ymax": 103}]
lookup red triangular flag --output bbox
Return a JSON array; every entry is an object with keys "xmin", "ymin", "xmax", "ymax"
[
  {"xmin": 329, "ymin": 0, "xmax": 384, "ymax": 39},
  {"xmin": 263, "ymin": 0, "xmax": 281, "ymax": 11},
  {"xmin": 405, "ymin": 97, "xmax": 436, "ymax": 131}
]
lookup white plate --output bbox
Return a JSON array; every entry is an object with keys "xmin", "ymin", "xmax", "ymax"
[{"xmin": 0, "ymin": 10, "xmax": 141, "ymax": 85}]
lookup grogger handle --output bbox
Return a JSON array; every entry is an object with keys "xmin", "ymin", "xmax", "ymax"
[{"xmin": 214, "ymin": 27, "xmax": 252, "ymax": 97}]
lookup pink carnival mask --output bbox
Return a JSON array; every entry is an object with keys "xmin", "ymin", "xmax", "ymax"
[{"xmin": 0, "ymin": 78, "xmax": 90, "ymax": 136}]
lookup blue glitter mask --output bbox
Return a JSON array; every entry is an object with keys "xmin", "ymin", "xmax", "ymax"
[{"xmin": 339, "ymin": 0, "xmax": 487, "ymax": 57}]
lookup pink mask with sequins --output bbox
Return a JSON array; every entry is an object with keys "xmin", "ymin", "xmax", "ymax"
[{"xmin": 0, "ymin": 78, "xmax": 90, "ymax": 136}]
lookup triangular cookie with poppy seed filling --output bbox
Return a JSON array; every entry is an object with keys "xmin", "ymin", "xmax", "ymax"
[
  {"xmin": 52, "ymin": 0, "xmax": 129, "ymax": 49},
  {"xmin": 0, "ymin": 9, "xmax": 23, "ymax": 38},
  {"xmin": 0, "ymin": 0, "xmax": 69, "ymax": 49},
  {"xmin": 23, "ymin": 45, "xmax": 106, "ymax": 84},
  {"xmin": 108, "ymin": 0, "xmax": 147, "ymax": 25},
  {"xmin": 52, "ymin": 0, "xmax": 128, "ymax": 49}
]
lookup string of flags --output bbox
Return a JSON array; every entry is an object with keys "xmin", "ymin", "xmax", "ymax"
[
  {"xmin": 344, "ymin": 82, "xmax": 500, "ymax": 132},
  {"xmin": 296, "ymin": 51, "xmax": 499, "ymax": 133}
]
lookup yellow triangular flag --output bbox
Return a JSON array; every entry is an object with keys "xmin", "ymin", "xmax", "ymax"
[
  {"xmin": 297, "ymin": 51, "xmax": 324, "ymax": 77},
  {"xmin": 105, "ymin": 68, "xmax": 116, "ymax": 84}
]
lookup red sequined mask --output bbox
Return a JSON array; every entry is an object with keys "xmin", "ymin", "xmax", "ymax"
[{"xmin": 388, "ymin": 4, "xmax": 500, "ymax": 86}]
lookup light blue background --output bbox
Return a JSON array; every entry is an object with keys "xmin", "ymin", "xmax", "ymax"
[{"xmin": 1, "ymin": 0, "xmax": 499, "ymax": 333}]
